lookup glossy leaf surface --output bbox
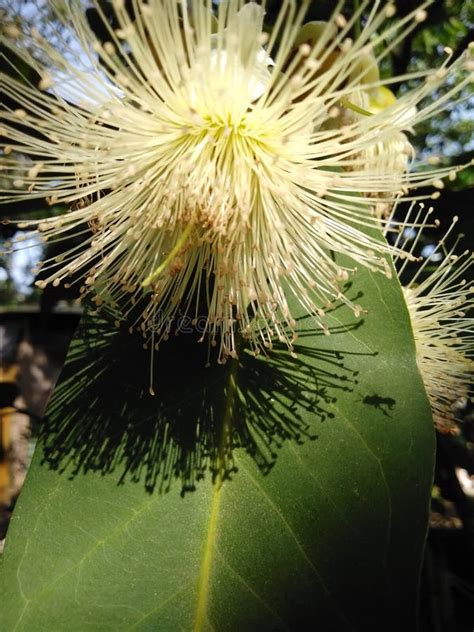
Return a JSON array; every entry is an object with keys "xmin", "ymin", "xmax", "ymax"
[{"xmin": 0, "ymin": 259, "xmax": 434, "ymax": 631}]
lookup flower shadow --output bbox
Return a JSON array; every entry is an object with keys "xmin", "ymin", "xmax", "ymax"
[{"xmin": 41, "ymin": 311, "xmax": 373, "ymax": 495}]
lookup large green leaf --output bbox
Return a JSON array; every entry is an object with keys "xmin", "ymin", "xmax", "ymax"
[{"xmin": 0, "ymin": 255, "xmax": 434, "ymax": 631}]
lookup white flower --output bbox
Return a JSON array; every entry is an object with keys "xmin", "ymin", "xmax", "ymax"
[
  {"xmin": 0, "ymin": 1, "xmax": 472, "ymax": 383},
  {"xmin": 390, "ymin": 204, "xmax": 473, "ymax": 433},
  {"xmin": 357, "ymin": 86, "xmax": 416, "ymax": 216}
]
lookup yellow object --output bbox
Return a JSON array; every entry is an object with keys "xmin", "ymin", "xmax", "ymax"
[
  {"xmin": 0, "ymin": 364, "xmax": 18, "ymax": 504},
  {"xmin": 369, "ymin": 86, "xmax": 397, "ymax": 112}
]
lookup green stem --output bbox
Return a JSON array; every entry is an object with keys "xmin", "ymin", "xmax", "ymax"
[
  {"xmin": 354, "ymin": 0, "xmax": 362, "ymax": 39},
  {"xmin": 340, "ymin": 97, "xmax": 373, "ymax": 117},
  {"xmin": 142, "ymin": 222, "xmax": 193, "ymax": 287}
]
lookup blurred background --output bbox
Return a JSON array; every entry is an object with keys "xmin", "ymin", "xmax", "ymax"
[{"xmin": 0, "ymin": 0, "xmax": 473, "ymax": 629}]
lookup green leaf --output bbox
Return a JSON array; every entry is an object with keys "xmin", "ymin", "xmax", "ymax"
[{"xmin": 0, "ymin": 255, "xmax": 434, "ymax": 631}]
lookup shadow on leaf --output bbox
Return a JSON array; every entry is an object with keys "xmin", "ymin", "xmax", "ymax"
[
  {"xmin": 41, "ymin": 310, "xmax": 374, "ymax": 494},
  {"xmin": 360, "ymin": 393, "xmax": 397, "ymax": 417}
]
